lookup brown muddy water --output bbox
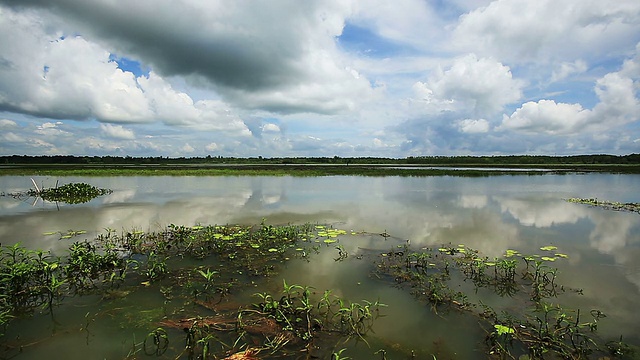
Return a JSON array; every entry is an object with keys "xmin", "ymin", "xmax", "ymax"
[{"xmin": 1, "ymin": 174, "xmax": 639, "ymax": 359}]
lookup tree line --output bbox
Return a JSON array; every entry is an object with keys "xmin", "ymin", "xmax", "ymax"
[{"xmin": 1, "ymin": 154, "xmax": 639, "ymax": 165}]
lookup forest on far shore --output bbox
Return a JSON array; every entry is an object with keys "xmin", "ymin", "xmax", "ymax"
[{"xmin": 1, "ymin": 153, "xmax": 639, "ymax": 166}]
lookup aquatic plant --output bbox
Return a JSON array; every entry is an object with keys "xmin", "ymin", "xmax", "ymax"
[
  {"xmin": 27, "ymin": 181, "xmax": 113, "ymax": 204},
  {"xmin": 143, "ymin": 327, "xmax": 169, "ymax": 356},
  {"xmin": 64, "ymin": 241, "xmax": 129, "ymax": 291},
  {"xmin": 566, "ymin": 197, "xmax": 640, "ymax": 214},
  {"xmin": 0, "ymin": 244, "xmax": 63, "ymax": 315},
  {"xmin": 2, "ymin": 221, "xmax": 637, "ymax": 359},
  {"xmin": 374, "ymin": 241, "xmax": 628, "ymax": 359}
]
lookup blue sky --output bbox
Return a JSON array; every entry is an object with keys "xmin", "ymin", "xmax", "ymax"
[{"xmin": 0, "ymin": 0, "xmax": 639, "ymax": 157}]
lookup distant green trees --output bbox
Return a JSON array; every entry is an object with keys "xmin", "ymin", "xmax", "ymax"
[{"xmin": 1, "ymin": 154, "xmax": 639, "ymax": 166}]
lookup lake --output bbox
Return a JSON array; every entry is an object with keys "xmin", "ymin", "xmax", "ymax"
[{"xmin": 1, "ymin": 174, "xmax": 639, "ymax": 359}]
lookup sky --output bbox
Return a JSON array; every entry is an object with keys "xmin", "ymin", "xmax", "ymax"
[{"xmin": 0, "ymin": 0, "xmax": 639, "ymax": 158}]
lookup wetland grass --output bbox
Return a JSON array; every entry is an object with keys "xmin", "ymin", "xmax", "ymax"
[
  {"xmin": 566, "ymin": 197, "xmax": 640, "ymax": 214},
  {"xmin": 2, "ymin": 180, "xmax": 112, "ymax": 205},
  {"xmin": 0, "ymin": 164, "xmax": 570, "ymax": 177},
  {"xmin": 374, "ymin": 243, "xmax": 637, "ymax": 359},
  {"xmin": 1, "ymin": 221, "xmax": 638, "ymax": 358},
  {"xmin": 0, "ymin": 222, "xmax": 387, "ymax": 358}
]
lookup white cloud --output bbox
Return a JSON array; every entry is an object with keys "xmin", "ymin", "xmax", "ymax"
[
  {"xmin": 500, "ymin": 100, "xmax": 591, "ymax": 135},
  {"xmin": 38, "ymin": 122, "xmax": 62, "ymax": 130},
  {"xmin": 349, "ymin": 0, "xmax": 446, "ymax": 51},
  {"xmin": 591, "ymin": 72, "xmax": 640, "ymax": 128},
  {"xmin": 0, "ymin": 119, "xmax": 17, "ymax": 128},
  {"xmin": 100, "ymin": 123, "xmax": 135, "ymax": 140},
  {"xmin": 0, "ymin": 13, "xmax": 152, "ymax": 122},
  {"xmin": 0, "ymin": 7, "xmax": 252, "ymax": 134},
  {"xmin": 262, "ymin": 123, "xmax": 281, "ymax": 133},
  {"xmin": 35, "ymin": 121, "xmax": 70, "ymax": 136},
  {"xmin": 501, "ymin": 46, "xmax": 639, "ymax": 135},
  {"xmin": 414, "ymin": 54, "xmax": 523, "ymax": 115},
  {"xmin": 2, "ymin": 132, "xmax": 24, "ymax": 142},
  {"xmin": 550, "ymin": 60, "xmax": 588, "ymax": 83},
  {"xmin": 205, "ymin": 142, "xmax": 219, "ymax": 152},
  {"xmin": 0, "ymin": 1, "xmax": 638, "ymax": 157},
  {"xmin": 181, "ymin": 143, "xmax": 195, "ymax": 153},
  {"xmin": 457, "ymin": 118, "xmax": 490, "ymax": 133},
  {"xmin": 453, "ymin": 0, "xmax": 640, "ymax": 64},
  {"xmin": 0, "ymin": 1, "xmax": 374, "ymax": 116}
]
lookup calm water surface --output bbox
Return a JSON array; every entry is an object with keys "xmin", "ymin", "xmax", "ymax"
[{"xmin": 1, "ymin": 174, "xmax": 639, "ymax": 358}]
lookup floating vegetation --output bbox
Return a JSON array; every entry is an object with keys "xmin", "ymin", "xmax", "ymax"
[
  {"xmin": 28, "ymin": 181, "xmax": 112, "ymax": 204},
  {"xmin": 1, "ymin": 221, "xmax": 382, "ymax": 358},
  {"xmin": 566, "ymin": 197, "xmax": 640, "ymax": 214},
  {"xmin": 43, "ymin": 229, "xmax": 88, "ymax": 240},
  {"xmin": 374, "ymin": 242, "xmax": 634, "ymax": 359},
  {"xmin": 2, "ymin": 180, "xmax": 113, "ymax": 205},
  {"xmin": 1, "ymin": 222, "xmax": 637, "ymax": 359}
]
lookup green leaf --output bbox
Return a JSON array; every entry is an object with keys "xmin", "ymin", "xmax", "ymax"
[{"xmin": 494, "ymin": 324, "xmax": 515, "ymax": 336}]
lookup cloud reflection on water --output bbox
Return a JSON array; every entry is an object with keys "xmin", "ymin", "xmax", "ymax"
[{"xmin": 0, "ymin": 174, "xmax": 639, "ymax": 341}]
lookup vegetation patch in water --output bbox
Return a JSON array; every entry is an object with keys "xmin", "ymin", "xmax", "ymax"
[
  {"xmin": 2, "ymin": 180, "xmax": 113, "ymax": 204},
  {"xmin": 374, "ymin": 243, "xmax": 638, "ymax": 359},
  {"xmin": 1, "ymin": 222, "xmax": 389, "ymax": 358},
  {"xmin": 1, "ymin": 222, "xmax": 638, "ymax": 359},
  {"xmin": 566, "ymin": 197, "xmax": 640, "ymax": 214},
  {"xmin": 28, "ymin": 181, "xmax": 113, "ymax": 204}
]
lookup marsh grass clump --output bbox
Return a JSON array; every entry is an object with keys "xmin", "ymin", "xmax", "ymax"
[
  {"xmin": 374, "ymin": 242, "xmax": 630, "ymax": 359},
  {"xmin": 0, "ymin": 240, "xmax": 133, "ymax": 335},
  {"xmin": 250, "ymin": 280, "xmax": 385, "ymax": 343},
  {"xmin": 28, "ymin": 182, "xmax": 112, "ymax": 204},
  {"xmin": 0, "ymin": 222, "xmax": 320, "ymax": 341},
  {"xmin": 0, "ymin": 244, "xmax": 64, "ymax": 318},
  {"xmin": 1, "ymin": 221, "xmax": 387, "ymax": 359},
  {"xmin": 153, "ymin": 280, "xmax": 385, "ymax": 359},
  {"xmin": 98, "ymin": 221, "xmax": 316, "ymax": 278},
  {"xmin": 566, "ymin": 197, "xmax": 640, "ymax": 214}
]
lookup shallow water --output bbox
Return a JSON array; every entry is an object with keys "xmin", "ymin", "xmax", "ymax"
[{"xmin": 1, "ymin": 174, "xmax": 640, "ymax": 358}]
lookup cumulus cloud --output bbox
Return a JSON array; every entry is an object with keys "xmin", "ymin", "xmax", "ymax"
[
  {"xmin": 501, "ymin": 46, "xmax": 639, "ymax": 135},
  {"xmin": 457, "ymin": 118, "xmax": 489, "ymax": 133},
  {"xmin": 181, "ymin": 143, "xmax": 195, "ymax": 153},
  {"xmin": 592, "ymin": 72, "xmax": 639, "ymax": 127},
  {"xmin": 0, "ymin": 6, "xmax": 250, "ymax": 135},
  {"xmin": 0, "ymin": 1, "xmax": 638, "ymax": 157},
  {"xmin": 35, "ymin": 121, "xmax": 70, "ymax": 137},
  {"xmin": 413, "ymin": 54, "xmax": 523, "ymax": 116},
  {"xmin": 453, "ymin": 0, "xmax": 640, "ymax": 64},
  {"xmin": 262, "ymin": 123, "xmax": 281, "ymax": 133},
  {"xmin": 0, "ymin": 10, "xmax": 151, "ymax": 122},
  {"xmin": 500, "ymin": 100, "xmax": 591, "ymax": 135},
  {"xmin": 205, "ymin": 142, "xmax": 220, "ymax": 152},
  {"xmin": 0, "ymin": 0, "xmax": 374, "ymax": 115},
  {"xmin": 100, "ymin": 123, "xmax": 135, "ymax": 140}
]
